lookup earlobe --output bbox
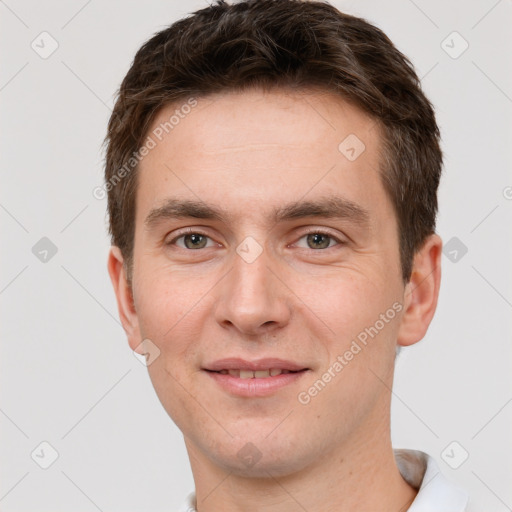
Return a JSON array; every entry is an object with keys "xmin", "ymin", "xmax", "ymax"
[
  {"xmin": 397, "ymin": 234, "xmax": 442, "ymax": 347},
  {"xmin": 107, "ymin": 246, "xmax": 141, "ymax": 350}
]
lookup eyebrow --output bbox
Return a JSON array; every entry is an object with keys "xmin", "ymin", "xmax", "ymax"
[{"xmin": 144, "ymin": 196, "xmax": 370, "ymax": 230}]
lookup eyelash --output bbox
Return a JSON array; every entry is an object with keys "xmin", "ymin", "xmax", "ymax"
[{"xmin": 166, "ymin": 227, "xmax": 345, "ymax": 250}]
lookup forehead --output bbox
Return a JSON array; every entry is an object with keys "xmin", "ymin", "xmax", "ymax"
[
  {"xmin": 135, "ymin": 87, "xmax": 386, "ymax": 227},
  {"xmin": 146, "ymin": 87, "xmax": 379, "ymax": 159}
]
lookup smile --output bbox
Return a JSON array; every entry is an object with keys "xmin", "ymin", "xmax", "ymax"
[
  {"xmin": 202, "ymin": 358, "xmax": 310, "ymax": 397},
  {"xmin": 213, "ymin": 368, "xmax": 299, "ymax": 378}
]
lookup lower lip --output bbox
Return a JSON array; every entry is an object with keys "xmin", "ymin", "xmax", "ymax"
[{"xmin": 204, "ymin": 370, "xmax": 308, "ymax": 397}]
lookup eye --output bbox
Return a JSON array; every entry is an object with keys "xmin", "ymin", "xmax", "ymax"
[
  {"xmin": 166, "ymin": 229, "xmax": 216, "ymax": 250},
  {"xmin": 294, "ymin": 230, "xmax": 344, "ymax": 250},
  {"xmin": 165, "ymin": 228, "xmax": 345, "ymax": 251}
]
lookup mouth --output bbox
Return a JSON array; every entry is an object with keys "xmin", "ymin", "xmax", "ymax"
[
  {"xmin": 202, "ymin": 358, "xmax": 310, "ymax": 397},
  {"xmin": 205, "ymin": 368, "xmax": 305, "ymax": 378}
]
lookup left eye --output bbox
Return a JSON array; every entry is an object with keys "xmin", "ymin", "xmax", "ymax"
[
  {"xmin": 171, "ymin": 232, "xmax": 216, "ymax": 250},
  {"xmin": 295, "ymin": 231, "xmax": 341, "ymax": 250}
]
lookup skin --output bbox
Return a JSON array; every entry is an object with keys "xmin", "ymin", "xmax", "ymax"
[{"xmin": 108, "ymin": 87, "xmax": 442, "ymax": 512}]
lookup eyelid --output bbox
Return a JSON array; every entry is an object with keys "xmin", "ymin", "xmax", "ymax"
[
  {"xmin": 166, "ymin": 226, "xmax": 347, "ymax": 249},
  {"xmin": 165, "ymin": 227, "xmax": 215, "ymax": 247},
  {"xmin": 291, "ymin": 227, "xmax": 347, "ymax": 248}
]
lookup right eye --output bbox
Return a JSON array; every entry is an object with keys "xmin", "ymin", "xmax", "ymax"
[{"xmin": 166, "ymin": 229, "xmax": 217, "ymax": 250}]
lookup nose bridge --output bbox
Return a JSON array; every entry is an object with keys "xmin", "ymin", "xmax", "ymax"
[{"xmin": 214, "ymin": 237, "xmax": 290, "ymax": 334}]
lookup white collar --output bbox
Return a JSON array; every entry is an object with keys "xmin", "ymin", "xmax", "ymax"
[
  {"xmin": 395, "ymin": 449, "xmax": 469, "ymax": 511},
  {"xmin": 179, "ymin": 449, "xmax": 469, "ymax": 511}
]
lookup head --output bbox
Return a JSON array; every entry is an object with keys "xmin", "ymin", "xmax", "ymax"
[{"xmin": 106, "ymin": 0, "xmax": 442, "ymax": 477}]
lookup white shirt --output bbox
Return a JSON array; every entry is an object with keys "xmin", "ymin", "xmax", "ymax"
[{"xmin": 178, "ymin": 449, "xmax": 470, "ymax": 512}]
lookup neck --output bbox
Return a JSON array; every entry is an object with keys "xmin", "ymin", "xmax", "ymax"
[{"xmin": 185, "ymin": 403, "xmax": 417, "ymax": 512}]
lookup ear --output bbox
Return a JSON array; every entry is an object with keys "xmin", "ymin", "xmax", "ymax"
[
  {"xmin": 397, "ymin": 234, "xmax": 442, "ymax": 347},
  {"xmin": 107, "ymin": 246, "xmax": 141, "ymax": 351}
]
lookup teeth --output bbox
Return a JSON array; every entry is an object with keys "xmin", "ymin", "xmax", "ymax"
[{"xmin": 219, "ymin": 368, "xmax": 289, "ymax": 378}]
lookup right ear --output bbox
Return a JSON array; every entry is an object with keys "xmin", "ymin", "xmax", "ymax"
[{"xmin": 107, "ymin": 246, "xmax": 142, "ymax": 351}]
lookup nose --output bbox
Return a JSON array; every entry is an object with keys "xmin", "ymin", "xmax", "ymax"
[{"xmin": 213, "ymin": 243, "xmax": 291, "ymax": 338}]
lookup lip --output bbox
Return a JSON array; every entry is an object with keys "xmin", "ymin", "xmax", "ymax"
[
  {"xmin": 203, "ymin": 357, "xmax": 308, "ymax": 372},
  {"xmin": 202, "ymin": 358, "xmax": 310, "ymax": 398},
  {"xmin": 205, "ymin": 370, "xmax": 309, "ymax": 397}
]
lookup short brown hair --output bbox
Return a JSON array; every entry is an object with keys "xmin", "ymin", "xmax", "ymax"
[{"xmin": 104, "ymin": 0, "xmax": 442, "ymax": 283}]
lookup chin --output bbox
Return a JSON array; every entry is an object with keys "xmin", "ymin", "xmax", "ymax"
[
  {"xmin": 215, "ymin": 450, "xmax": 309, "ymax": 479},
  {"xmin": 204, "ymin": 432, "xmax": 316, "ymax": 479}
]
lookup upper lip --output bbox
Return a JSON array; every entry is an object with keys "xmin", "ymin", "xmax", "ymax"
[{"xmin": 203, "ymin": 358, "xmax": 309, "ymax": 372}]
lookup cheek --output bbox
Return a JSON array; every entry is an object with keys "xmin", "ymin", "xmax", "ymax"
[
  {"xmin": 297, "ymin": 293, "xmax": 400, "ymax": 430},
  {"xmin": 138, "ymin": 277, "xmax": 208, "ymax": 427},
  {"xmin": 135, "ymin": 261, "xmax": 196, "ymax": 328},
  {"xmin": 296, "ymin": 269, "xmax": 392, "ymax": 339},
  {"xmin": 299, "ymin": 269, "xmax": 401, "ymax": 395},
  {"xmin": 133, "ymin": 273, "xmax": 198, "ymax": 372}
]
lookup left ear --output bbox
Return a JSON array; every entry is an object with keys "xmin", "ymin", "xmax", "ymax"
[{"xmin": 397, "ymin": 234, "xmax": 442, "ymax": 347}]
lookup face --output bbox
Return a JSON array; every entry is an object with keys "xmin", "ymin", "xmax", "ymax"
[{"xmin": 109, "ymin": 87, "xmax": 436, "ymax": 477}]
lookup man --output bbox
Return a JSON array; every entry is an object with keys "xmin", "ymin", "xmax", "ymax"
[{"xmin": 105, "ymin": 1, "xmax": 471, "ymax": 510}]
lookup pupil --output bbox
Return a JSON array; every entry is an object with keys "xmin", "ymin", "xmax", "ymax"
[
  {"xmin": 308, "ymin": 233, "xmax": 329, "ymax": 249},
  {"xmin": 185, "ymin": 233, "xmax": 206, "ymax": 249}
]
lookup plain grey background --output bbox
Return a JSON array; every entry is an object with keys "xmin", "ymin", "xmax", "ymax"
[{"xmin": 1, "ymin": 0, "xmax": 511, "ymax": 510}]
